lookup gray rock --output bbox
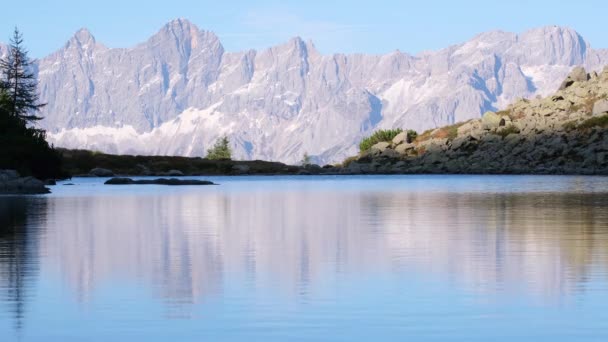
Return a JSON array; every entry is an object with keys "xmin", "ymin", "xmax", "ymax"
[
  {"xmin": 370, "ymin": 142, "xmax": 391, "ymax": 153},
  {"xmin": 482, "ymin": 111, "xmax": 502, "ymax": 130},
  {"xmin": 380, "ymin": 148, "xmax": 400, "ymax": 159},
  {"xmin": 0, "ymin": 170, "xmax": 20, "ymax": 182},
  {"xmin": 395, "ymin": 143, "xmax": 415, "ymax": 155},
  {"xmin": 592, "ymin": 99, "xmax": 608, "ymax": 116},
  {"xmin": 392, "ymin": 132, "xmax": 407, "ymax": 146},
  {"xmin": 457, "ymin": 121, "xmax": 479, "ymax": 136},
  {"xmin": 559, "ymin": 66, "xmax": 589, "ymax": 90},
  {"xmin": 89, "ymin": 167, "xmax": 115, "ymax": 177},
  {"xmin": 0, "ymin": 173, "xmax": 50, "ymax": 194},
  {"xmin": 105, "ymin": 177, "xmax": 214, "ymax": 185}
]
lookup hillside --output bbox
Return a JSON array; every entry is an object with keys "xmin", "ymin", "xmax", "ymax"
[{"xmin": 344, "ymin": 67, "xmax": 608, "ymax": 175}]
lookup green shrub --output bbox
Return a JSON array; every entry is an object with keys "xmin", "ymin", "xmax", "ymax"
[
  {"xmin": 359, "ymin": 129, "xmax": 403, "ymax": 152},
  {"xmin": 406, "ymin": 130, "xmax": 418, "ymax": 143},
  {"xmin": 206, "ymin": 136, "xmax": 232, "ymax": 160}
]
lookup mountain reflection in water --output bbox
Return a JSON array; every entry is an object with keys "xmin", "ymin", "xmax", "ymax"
[{"xmin": 1, "ymin": 176, "xmax": 608, "ymax": 340}]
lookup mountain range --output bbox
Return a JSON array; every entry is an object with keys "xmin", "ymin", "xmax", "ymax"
[{"xmin": 2, "ymin": 19, "xmax": 607, "ymax": 163}]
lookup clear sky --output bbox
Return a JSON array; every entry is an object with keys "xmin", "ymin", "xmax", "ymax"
[{"xmin": 2, "ymin": 0, "xmax": 608, "ymax": 58}]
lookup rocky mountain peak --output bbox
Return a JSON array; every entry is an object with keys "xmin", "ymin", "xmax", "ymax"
[
  {"xmin": 516, "ymin": 26, "xmax": 588, "ymax": 65},
  {"xmin": 68, "ymin": 28, "xmax": 96, "ymax": 48},
  {"xmin": 11, "ymin": 21, "xmax": 608, "ymax": 164}
]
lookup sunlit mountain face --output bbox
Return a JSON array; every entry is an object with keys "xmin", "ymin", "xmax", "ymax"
[{"xmin": 2, "ymin": 20, "xmax": 604, "ymax": 163}]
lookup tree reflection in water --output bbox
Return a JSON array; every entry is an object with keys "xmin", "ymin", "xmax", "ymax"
[{"xmin": 0, "ymin": 197, "xmax": 46, "ymax": 334}]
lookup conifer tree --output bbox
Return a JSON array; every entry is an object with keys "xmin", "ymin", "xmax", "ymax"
[
  {"xmin": 206, "ymin": 136, "xmax": 232, "ymax": 160},
  {"xmin": 0, "ymin": 28, "xmax": 45, "ymax": 124}
]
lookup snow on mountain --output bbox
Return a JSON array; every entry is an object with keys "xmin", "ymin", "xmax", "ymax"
[{"xmin": 7, "ymin": 20, "xmax": 608, "ymax": 163}]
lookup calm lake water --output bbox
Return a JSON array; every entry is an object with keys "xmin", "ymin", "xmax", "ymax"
[{"xmin": 1, "ymin": 175, "xmax": 608, "ymax": 341}]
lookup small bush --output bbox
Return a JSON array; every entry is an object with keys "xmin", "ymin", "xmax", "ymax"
[
  {"xmin": 406, "ymin": 130, "xmax": 418, "ymax": 143},
  {"xmin": 206, "ymin": 136, "xmax": 232, "ymax": 160},
  {"xmin": 359, "ymin": 129, "xmax": 403, "ymax": 152}
]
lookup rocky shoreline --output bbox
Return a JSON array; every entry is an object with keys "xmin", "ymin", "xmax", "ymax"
[
  {"xmin": 0, "ymin": 170, "xmax": 50, "ymax": 194},
  {"xmin": 342, "ymin": 67, "xmax": 608, "ymax": 175}
]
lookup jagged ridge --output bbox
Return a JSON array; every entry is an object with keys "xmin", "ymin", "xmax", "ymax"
[{"xmin": 2, "ymin": 20, "xmax": 608, "ymax": 163}]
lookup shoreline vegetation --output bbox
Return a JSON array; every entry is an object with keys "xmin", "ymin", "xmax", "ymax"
[{"xmin": 1, "ymin": 29, "xmax": 608, "ymax": 194}]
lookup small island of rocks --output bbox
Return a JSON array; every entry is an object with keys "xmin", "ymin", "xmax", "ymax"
[{"xmin": 104, "ymin": 177, "xmax": 216, "ymax": 186}]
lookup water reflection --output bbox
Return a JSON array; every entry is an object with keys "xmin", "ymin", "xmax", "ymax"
[
  {"xmin": 0, "ymin": 197, "xmax": 46, "ymax": 332},
  {"xmin": 37, "ymin": 187, "xmax": 608, "ymax": 316}
]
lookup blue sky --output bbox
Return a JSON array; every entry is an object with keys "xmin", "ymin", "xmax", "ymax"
[{"xmin": 2, "ymin": 0, "xmax": 608, "ymax": 58}]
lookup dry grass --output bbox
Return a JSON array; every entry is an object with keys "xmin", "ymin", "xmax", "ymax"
[
  {"xmin": 340, "ymin": 155, "xmax": 358, "ymax": 167},
  {"xmin": 578, "ymin": 114, "xmax": 608, "ymax": 129},
  {"xmin": 416, "ymin": 122, "xmax": 466, "ymax": 143}
]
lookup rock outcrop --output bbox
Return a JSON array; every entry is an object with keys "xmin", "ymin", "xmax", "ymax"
[
  {"xmin": 0, "ymin": 170, "xmax": 50, "ymax": 194},
  {"xmin": 89, "ymin": 167, "xmax": 115, "ymax": 177},
  {"xmin": 344, "ymin": 67, "xmax": 608, "ymax": 175},
  {"xmin": 104, "ymin": 178, "xmax": 215, "ymax": 185}
]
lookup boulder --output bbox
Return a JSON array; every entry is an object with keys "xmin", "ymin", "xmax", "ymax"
[
  {"xmin": 559, "ymin": 66, "xmax": 589, "ymax": 90},
  {"xmin": 481, "ymin": 111, "xmax": 502, "ymax": 130},
  {"xmin": 0, "ymin": 173, "xmax": 50, "ymax": 194},
  {"xmin": 0, "ymin": 170, "xmax": 20, "ymax": 182},
  {"xmin": 392, "ymin": 132, "xmax": 407, "ymax": 145},
  {"xmin": 105, "ymin": 178, "xmax": 215, "ymax": 185},
  {"xmin": 395, "ymin": 143, "xmax": 415, "ymax": 155},
  {"xmin": 457, "ymin": 121, "xmax": 479, "ymax": 136},
  {"xmin": 592, "ymin": 99, "xmax": 608, "ymax": 116},
  {"xmin": 380, "ymin": 148, "xmax": 400, "ymax": 159},
  {"xmin": 370, "ymin": 142, "xmax": 391, "ymax": 154},
  {"xmin": 89, "ymin": 168, "xmax": 115, "ymax": 177},
  {"xmin": 601, "ymin": 66, "xmax": 608, "ymax": 81}
]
